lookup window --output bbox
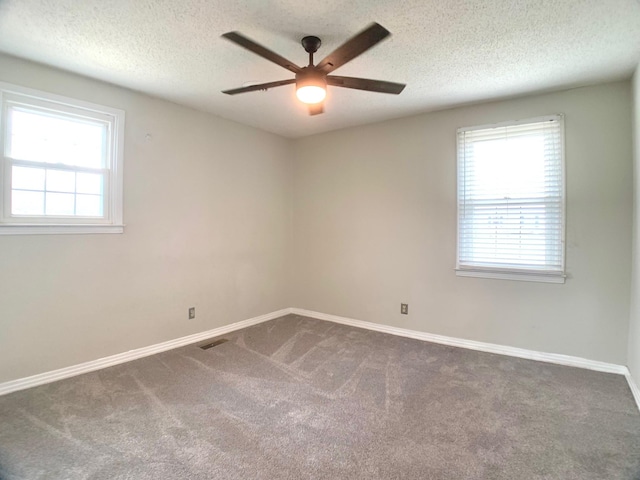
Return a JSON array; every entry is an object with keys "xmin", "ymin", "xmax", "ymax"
[
  {"xmin": 0, "ymin": 82, "xmax": 124, "ymax": 234},
  {"xmin": 456, "ymin": 115, "xmax": 565, "ymax": 283}
]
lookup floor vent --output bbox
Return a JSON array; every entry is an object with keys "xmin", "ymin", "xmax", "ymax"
[{"xmin": 199, "ymin": 339, "xmax": 229, "ymax": 350}]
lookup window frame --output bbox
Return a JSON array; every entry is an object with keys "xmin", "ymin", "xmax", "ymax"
[
  {"xmin": 455, "ymin": 114, "xmax": 566, "ymax": 284},
  {"xmin": 0, "ymin": 82, "xmax": 125, "ymax": 235}
]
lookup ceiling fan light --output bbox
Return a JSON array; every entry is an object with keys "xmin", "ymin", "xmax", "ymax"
[{"xmin": 296, "ymin": 85, "xmax": 326, "ymax": 104}]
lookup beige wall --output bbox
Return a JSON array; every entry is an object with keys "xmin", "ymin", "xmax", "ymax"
[
  {"xmin": 0, "ymin": 54, "xmax": 293, "ymax": 383},
  {"xmin": 0, "ymin": 53, "xmax": 634, "ymax": 385},
  {"xmin": 630, "ymin": 65, "xmax": 640, "ymax": 380},
  {"xmin": 292, "ymin": 82, "xmax": 633, "ymax": 364}
]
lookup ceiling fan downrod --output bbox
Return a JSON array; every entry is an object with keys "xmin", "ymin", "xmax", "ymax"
[{"xmin": 301, "ymin": 36, "xmax": 321, "ymax": 67}]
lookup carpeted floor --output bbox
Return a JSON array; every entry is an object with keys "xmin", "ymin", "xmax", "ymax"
[{"xmin": 0, "ymin": 314, "xmax": 639, "ymax": 479}]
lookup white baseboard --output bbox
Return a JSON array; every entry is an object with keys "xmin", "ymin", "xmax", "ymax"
[
  {"xmin": 626, "ymin": 373, "xmax": 640, "ymax": 413},
  {"xmin": 0, "ymin": 308, "xmax": 292, "ymax": 396},
  {"xmin": 291, "ymin": 308, "xmax": 629, "ymax": 375},
  {"xmin": 293, "ymin": 308, "xmax": 640, "ymax": 412},
  {"xmin": 3, "ymin": 306, "xmax": 638, "ymax": 415}
]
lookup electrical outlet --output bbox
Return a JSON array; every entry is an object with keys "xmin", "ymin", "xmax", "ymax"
[
  {"xmin": 401, "ymin": 303, "xmax": 408, "ymax": 315},
  {"xmin": 189, "ymin": 307, "xmax": 195, "ymax": 319}
]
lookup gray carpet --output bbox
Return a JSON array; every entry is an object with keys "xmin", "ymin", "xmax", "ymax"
[{"xmin": 0, "ymin": 314, "xmax": 639, "ymax": 479}]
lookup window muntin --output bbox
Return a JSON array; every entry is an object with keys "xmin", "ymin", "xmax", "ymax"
[
  {"xmin": 10, "ymin": 165, "xmax": 105, "ymax": 217},
  {"xmin": 456, "ymin": 115, "xmax": 565, "ymax": 282},
  {"xmin": 0, "ymin": 83, "xmax": 124, "ymax": 234}
]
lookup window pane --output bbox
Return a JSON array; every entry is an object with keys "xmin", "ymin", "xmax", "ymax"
[
  {"xmin": 470, "ymin": 135, "xmax": 545, "ymax": 200},
  {"xmin": 457, "ymin": 117, "xmax": 564, "ymax": 273},
  {"xmin": 12, "ymin": 190, "xmax": 44, "ymax": 215},
  {"xmin": 76, "ymin": 172, "xmax": 103, "ymax": 195},
  {"xmin": 12, "ymin": 166, "xmax": 45, "ymax": 191},
  {"xmin": 8, "ymin": 108, "xmax": 106, "ymax": 168},
  {"xmin": 1, "ymin": 86, "xmax": 123, "ymax": 229},
  {"xmin": 45, "ymin": 192, "xmax": 75, "ymax": 216},
  {"xmin": 76, "ymin": 194, "xmax": 103, "ymax": 217},
  {"xmin": 46, "ymin": 169, "xmax": 75, "ymax": 193}
]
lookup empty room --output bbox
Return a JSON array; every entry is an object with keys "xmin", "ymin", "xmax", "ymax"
[{"xmin": 1, "ymin": 0, "xmax": 640, "ymax": 478}]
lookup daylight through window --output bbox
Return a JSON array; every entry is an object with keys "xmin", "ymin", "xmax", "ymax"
[
  {"xmin": 0, "ymin": 83, "xmax": 124, "ymax": 234},
  {"xmin": 456, "ymin": 115, "xmax": 565, "ymax": 283}
]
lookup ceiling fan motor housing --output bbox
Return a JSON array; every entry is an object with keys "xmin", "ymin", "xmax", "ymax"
[{"xmin": 295, "ymin": 67, "xmax": 327, "ymax": 90}]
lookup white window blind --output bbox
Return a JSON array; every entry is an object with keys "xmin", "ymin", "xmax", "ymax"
[{"xmin": 456, "ymin": 115, "xmax": 565, "ymax": 283}]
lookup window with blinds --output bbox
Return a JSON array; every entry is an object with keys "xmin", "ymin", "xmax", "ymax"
[{"xmin": 456, "ymin": 115, "xmax": 565, "ymax": 283}]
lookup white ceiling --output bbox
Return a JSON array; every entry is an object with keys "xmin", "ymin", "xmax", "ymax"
[{"xmin": 0, "ymin": 0, "xmax": 639, "ymax": 138}]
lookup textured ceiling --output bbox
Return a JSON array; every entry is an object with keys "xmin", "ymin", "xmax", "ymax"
[{"xmin": 0, "ymin": 0, "xmax": 639, "ymax": 138}]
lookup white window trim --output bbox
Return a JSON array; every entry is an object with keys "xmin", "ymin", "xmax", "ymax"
[
  {"xmin": 455, "ymin": 114, "xmax": 566, "ymax": 284},
  {"xmin": 455, "ymin": 268, "xmax": 566, "ymax": 284},
  {"xmin": 0, "ymin": 82, "xmax": 125, "ymax": 235}
]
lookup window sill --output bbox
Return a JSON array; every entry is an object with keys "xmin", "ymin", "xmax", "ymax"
[
  {"xmin": 455, "ymin": 268, "xmax": 565, "ymax": 284},
  {"xmin": 0, "ymin": 224, "xmax": 125, "ymax": 235}
]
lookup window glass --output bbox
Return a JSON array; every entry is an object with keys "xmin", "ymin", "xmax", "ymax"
[
  {"xmin": 457, "ymin": 115, "xmax": 565, "ymax": 281},
  {"xmin": 0, "ymin": 82, "xmax": 124, "ymax": 233},
  {"xmin": 8, "ymin": 107, "xmax": 106, "ymax": 169}
]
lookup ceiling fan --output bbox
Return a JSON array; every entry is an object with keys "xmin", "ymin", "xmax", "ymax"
[{"xmin": 221, "ymin": 23, "xmax": 406, "ymax": 116}]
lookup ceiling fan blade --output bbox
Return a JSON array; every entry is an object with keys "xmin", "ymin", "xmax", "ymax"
[
  {"xmin": 327, "ymin": 76, "xmax": 406, "ymax": 94},
  {"xmin": 222, "ymin": 32, "xmax": 302, "ymax": 74},
  {"xmin": 315, "ymin": 23, "xmax": 390, "ymax": 74},
  {"xmin": 308, "ymin": 103, "xmax": 324, "ymax": 115},
  {"xmin": 222, "ymin": 79, "xmax": 295, "ymax": 95}
]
